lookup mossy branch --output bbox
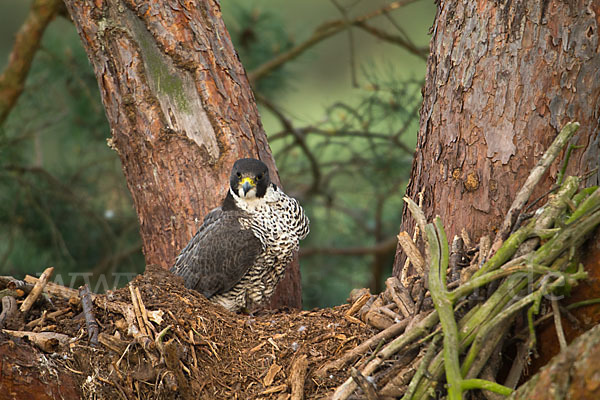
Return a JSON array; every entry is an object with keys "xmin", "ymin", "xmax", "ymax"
[
  {"xmin": 403, "ymin": 172, "xmax": 599, "ymax": 399},
  {"xmin": 426, "ymin": 218, "xmax": 462, "ymax": 399}
]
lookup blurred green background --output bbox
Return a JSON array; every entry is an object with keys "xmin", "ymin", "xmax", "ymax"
[{"xmin": 0, "ymin": 0, "xmax": 435, "ymax": 308}]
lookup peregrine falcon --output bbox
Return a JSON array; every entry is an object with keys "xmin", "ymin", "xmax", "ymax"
[{"xmin": 170, "ymin": 158, "xmax": 309, "ymax": 312}]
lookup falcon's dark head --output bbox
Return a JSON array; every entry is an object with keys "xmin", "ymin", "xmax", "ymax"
[{"xmin": 230, "ymin": 158, "xmax": 271, "ymax": 199}]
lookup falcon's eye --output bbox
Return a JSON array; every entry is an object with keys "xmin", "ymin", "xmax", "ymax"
[
  {"xmin": 236, "ymin": 172, "xmax": 242, "ymax": 178},
  {"xmin": 257, "ymin": 173, "xmax": 264, "ymax": 180}
]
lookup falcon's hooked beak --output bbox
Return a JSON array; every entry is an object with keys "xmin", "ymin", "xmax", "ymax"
[{"xmin": 239, "ymin": 177, "xmax": 256, "ymax": 197}]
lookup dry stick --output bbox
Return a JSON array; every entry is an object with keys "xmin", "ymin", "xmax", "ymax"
[
  {"xmin": 503, "ymin": 341, "xmax": 529, "ymax": 389},
  {"xmin": 332, "ymin": 310, "xmax": 439, "ymax": 400},
  {"xmin": 289, "ymin": 354, "xmax": 309, "ymax": 400},
  {"xmin": 3, "ymin": 329, "xmax": 71, "ymax": 352},
  {"xmin": 400, "ymin": 192, "xmax": 424, "ymax": 285},
  {"xmin": 345, "ymin": 292, "xmax": 371, "ymax": 317},
  {"xmin": 24, "ymin": 307, "xmax": 71, "ymax": 330},
  {"xmin": 79, "ymin": 284, "xmax": 99, "ymax": 346},
  {"xmin": 0, "ymin": 296, "xmax": 17, "ymax": 329},
  {"xmin": 397, "ymin": 231, "xmax": 425, "ymax": 278},
  {"xmin": 315, "ymin": 319, "xmax": 409, "ymax": 378},
  {"xmin": 0, "ymin": 276, "xmax": 33, "ymax": 293},
  {"xmin": 20, "ymin": 267, "xmax": 54, "ymax": 314},
  {"xmin": 351, "ymin": 367, "xmax": 380, "ymax": 400},
  {"xmin": 489, "ymin": 122, "xmax": 580, "ymax": 258},
  {"xmin": 24, "ymin": 275, "xmax": 81, "ymax": 300},
  {"xmin": 378, "ymin": 306, "xmax": 403, "ymax": 321},
  {"xmin": 551, "ymin": 298, "xmax": 568, "ymax": 351},
  {"xmin": 95, "ymin": 298, "xmax": 137, "ymax": 328},
  {"xmin": 135, "ymin": 285, "xmax": 156, "ymax": 337},
  {"xmin": 128, "ymin": 283, "xmax": 149, "ymax": 337},
  {"xmin": 399, "ymin": 334, "xmax": 441, "ymax": 400},
  {"xmin": 385, "ymin": 277, "xmax": 414, "ymax": 317}
]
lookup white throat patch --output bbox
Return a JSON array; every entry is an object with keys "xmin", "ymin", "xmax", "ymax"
[{"xmin": 231, "ymin": 185, "xmax": 280, "ymax": 212}]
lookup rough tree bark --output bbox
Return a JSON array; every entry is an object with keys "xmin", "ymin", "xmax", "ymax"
[
  {"xmin": 393, "ymin": 0, "xmax": 600, "ymax": 374},
  {"xmin": 61, "ymin": 0, "xmax": 301, "ymax": 308},
  {"xmin": 0, "ymin": 339, "xmax": 81, "ymax": 399},
  {"xmin": 511, "ymin": 321, "xmax": 600, "ymax": 400}
]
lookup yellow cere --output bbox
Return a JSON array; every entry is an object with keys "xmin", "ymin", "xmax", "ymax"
[{"xmin": 240, "ymin": 177, "xmax": 255, "ymax": 186}]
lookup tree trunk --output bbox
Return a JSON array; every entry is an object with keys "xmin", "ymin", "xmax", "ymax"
[
  {"xmin": 0, "ymin": 339, "xmax": 81, "ymax": 399},
  {"xmin": 393, "ymin": 0, "xmax": 600, "ymax": 368},
  {"xmin": 511, "ymin": 321, "xmax": 600, "ymax": 400},
  {"xmin": 62, "ymin": 0, "xmax": 301, "ymax": 308}
]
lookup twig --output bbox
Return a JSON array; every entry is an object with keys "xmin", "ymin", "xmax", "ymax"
[
  {"xmin": 0, "ymin": 0, "xmax": 62, "ymax": 125},
  {"xmin": 188, "ymin": 330, "xmax": 198, "ymax": 369},
  {"xmin": 350, "ymin": 367, "xmax": 379, "ymax": 400},
  {"xmin": 98, "ymin": 332, "xmax": 128, "ymax": 354},
  {"xmin": 3, "ymin": 329, "xmax": 71, "ymax": 352},
  {"xmin": 461, "ymin": 269, "xmax": 586, "ymax": 376},
  {"xmin": 503, "ymin": 340, "xmax": 529, "ymax": 389},
  {"xmin": 330, "ymin": 0, "xmax": 359, "ymax": 87},
  {"xmin": 0, "ymin": 296, "xmax": 17, "ymax": 329},
  {"xmin": 289, "ymin": 354, "xmax": 309, "ymax": 400},
  {"xmin": 397, "ymin": 231, "xmax": 425, "ymax": 276},
  {"xmin": 128, "ymin": 283, "xmax": 150, "ymax": 338},
  {"xmin": 557, "ymin": 144, "xmax": 583, "ymax": 185},
  {"xmin": 79, "ymin": 284, "xmax": 99, "ymax": 346},
  {"xmin": 354, "ymin": 21, "xmax": 429, "ymax": 60},
  {"xmin": 0, "ymin": 276, "xmax": 33, "ymax": 293},
  {"xmin": 345, "ymin": 292, "xmax": 372, "ymax": 317},
  {"xmin": 385, "ymin": 277, "xmax": 414, "ymax": 317},
  {"xmin": 248, "ymin": 0, "xmax": 419, "ymax": 83},
  {"xmin": 331, "ymin": 310, "xmax": 439, "ymax": 399},
  {"xmin": 315, "ymin": 319, "xmax": 409, "ymax": 378},
  {"xmin": 551, "ymin": 298, "xmax": 568, "ymax": 351},
  {"xmin": 20, "ymin": 267, "xmax": 54, "ymax": 314},
  {"xmin": 489, "ymin": 122, "xmax": 579, "ymax": 257},
  {"xmin": 25, "ymin": 307, "xmax": 71, "ymax": 330},
  {"xmin": 400, "ymin": 334, "xmax": 440, "ymax": 400},
  {"xmin": 461, "ymin": 379, "xmax": 512, "ymax": 396},
  {"xmin": 403, "ymin": 196, "xmax": 427, "ymax": 239},
  {"xmin": 24, "ymin": 275, "xmax": 81, "ymax": 300},
  {"xmin": 256, "ymin": 93, "xmax": 322, "ymax": 195},
  {"xmin": 135, "ymin": 286, "xmax": 156, "ymax": 336}
]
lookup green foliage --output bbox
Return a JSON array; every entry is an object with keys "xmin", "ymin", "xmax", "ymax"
[
  {"xmin": 223, "ymin": 3, "xmax": 294, "ymax": 94},
  {"xmin": 0, "ymin": 20, "xmax": 143, "ymax": 289}
]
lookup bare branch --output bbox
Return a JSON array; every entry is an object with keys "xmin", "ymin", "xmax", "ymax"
[
  {"xmin": 355, "ymin": 21, "xmax": 429, "ymax": 60},
  {"xmin": 0, "ymin": 0, "xmax": 62, "ymax": 125},
  {"xmin": 256, "ymin": 93, "xmax": 322, "ymax": 195},
  {"xmin": 248, "ymin": 0, "xmax": 420, "ymax": 83}
]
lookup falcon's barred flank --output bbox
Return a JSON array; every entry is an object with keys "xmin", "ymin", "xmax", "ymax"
[{"xmin": 170, "ymin": 158, "xmax": 310, "ymax": 312}]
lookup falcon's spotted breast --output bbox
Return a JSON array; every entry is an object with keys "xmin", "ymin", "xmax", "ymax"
[{"xmin": 170, "ymin": 158, "xmax": 310, "ymax": 312}]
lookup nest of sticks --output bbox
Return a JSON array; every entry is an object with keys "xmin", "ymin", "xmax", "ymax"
[{"xmin": 1, "ymin": 122, "xmax": 599, "ymax": 399}]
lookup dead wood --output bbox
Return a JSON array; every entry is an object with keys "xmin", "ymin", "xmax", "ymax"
[
  {"xmin": 289, "ymin": 354, "xmax": 309, "ymax": 400},
  {"xmin": 20, "ymin": 267, "xmax": 53, "ymax": 314},
  {"xmin": 25, "ymin": 274, "xmax": 81, "ymax": 300},
  {"xmin": 79, "ymin": 284, "xmax": 99, "ymax": 346},
  {"xmin": 0, "ymin": 296, "xmax": 17, "ymax": 329},
  {"xmin": 2, "ymin": 329, "xmax": 71, "ymax": 352}
]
